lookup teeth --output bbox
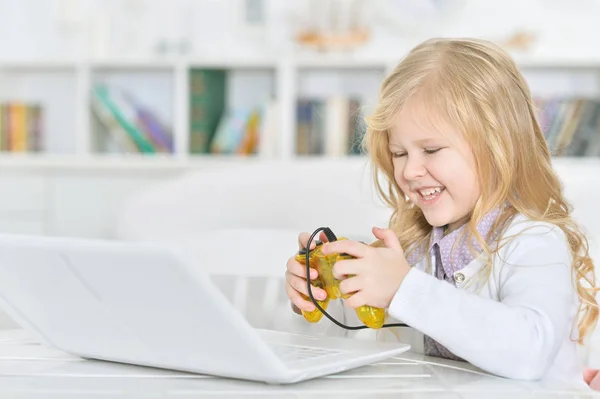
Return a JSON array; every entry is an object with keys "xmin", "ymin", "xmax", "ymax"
[{"xmin": 419, "ymin": 187, "xmax": 442, "ymax": 196}]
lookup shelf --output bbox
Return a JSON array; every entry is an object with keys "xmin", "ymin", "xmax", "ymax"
[
  {"xmin": 511, "ymin": 53, "xmax": 600, "ymax": 69},
  {"xmin": 293, "ymin": 53, "xmax": 600, "ymax": 71},
  {"xmin": 90, "ymin": 57, "xmax": 278, "ymax": 70},
  {"xmin": 0, "ymin": 153, "xmax": 371, "ymax": 171},
  {"xmin": 89, "ymin": 60, "xmax": 177, "ymax": 71},
  {"xmin": 0, "ymin": 57, "xmax": 279, "ymax": 71},
  {"xmin": 0, "ymin": 153, "xmax": 253, "ymax": 171},
  {"xmin": 0, "ymin": 53, "xmax": 599, "ymax": 71},
  {"xmin": 0, "ymin": 54, "xmax": 598, "ymax": 165},
  {"xmin": 188, "ymin": 56, "xmax": 277, "ymax": 69},
  {"xmin": 295, "ymin": 55, "xmax": 392, "ymax": 70},
  {"xmin": 0, "ymin": 152, "xmax": 593, "ymax": 172},
  {"xmin": 0, "ymin": 60, "xmax": 80, "ymax": 71}
]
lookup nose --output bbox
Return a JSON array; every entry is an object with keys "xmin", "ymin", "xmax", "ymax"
[{"xmin": 402, "ymin": 154, "xmax": 427, "ymax": 181}]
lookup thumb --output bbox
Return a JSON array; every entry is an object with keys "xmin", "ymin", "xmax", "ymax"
[{"xmin": 373, "ymin": 227, "xmax": 402, "ymax": 250}]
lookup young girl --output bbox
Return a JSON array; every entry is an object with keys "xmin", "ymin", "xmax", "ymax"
[{"xmin": 285, "ymin": 37, "xmax": 598, "ymax": 385}]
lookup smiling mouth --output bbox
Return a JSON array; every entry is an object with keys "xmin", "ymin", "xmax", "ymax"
[{"xmin": 418, "ymin": 187, "xmax": 445, "ymax": 201}]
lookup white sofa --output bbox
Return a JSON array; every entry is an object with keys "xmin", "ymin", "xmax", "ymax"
[
  {"xmin": 116, "ymin": 158, "xmax": 392, "ymax": 245},
  {"xmin": 115, "ymin": 157, "xmax": 600, "ymax": 272}
]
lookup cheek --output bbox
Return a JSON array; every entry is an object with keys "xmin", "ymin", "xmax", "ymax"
[
  {"xmin": 430, "ymin": 154, "xmax": 479, "ymax": 194},
  {"xmin": 454, "ymin": 146, "xmax": 480, "ymax": 196},
  {"xmin": 392, "ymin": 159, "xmax": 409, "ymax": 189},
  {"xmin": 460, "ymin": 155, "xmax": 481, "ymax": 196}
]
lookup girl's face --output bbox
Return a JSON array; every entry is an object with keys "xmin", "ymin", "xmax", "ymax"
[{"xmin": 389, "ymin": 104, "xmax": 481, "ymax": 230}]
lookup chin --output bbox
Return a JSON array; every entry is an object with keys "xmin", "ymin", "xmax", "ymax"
[{"xmin": 422, "ymin": 212, "xmax": 450, "ymax": 228}]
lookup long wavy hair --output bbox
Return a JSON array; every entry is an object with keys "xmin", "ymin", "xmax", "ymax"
[{"xmin": 363, "ymin": 37, "xmax": 598, "ymax": 343}]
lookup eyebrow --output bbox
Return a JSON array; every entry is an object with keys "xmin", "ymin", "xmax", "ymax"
[
  {"xmin": 389, "ymin": 138, "xmax": 442, "ymax": 147},
  {"xmin": 414, "ymin": 138, "xmax": 442, "ymax": 145}
]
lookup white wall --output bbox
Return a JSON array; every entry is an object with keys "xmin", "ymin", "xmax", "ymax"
[{"xmin": 3, "ymin": 1, "xmax": 600, "ymax": 60}]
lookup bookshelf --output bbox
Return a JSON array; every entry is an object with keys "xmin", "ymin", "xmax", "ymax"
[
  {"xmin": 0, "ymin": 52, "xmax": 599, "ymax": 170},
  {"xmin": 0, "ymin": 52, "xmax": 598, "ymax": 242}
]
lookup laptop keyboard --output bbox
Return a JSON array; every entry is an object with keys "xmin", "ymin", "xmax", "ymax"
[{"xmin": 268, "ymin": 343, "xmax": 344, "ymax": 364}]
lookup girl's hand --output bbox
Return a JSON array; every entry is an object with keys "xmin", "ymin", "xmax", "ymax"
[
  {"xmin": 321, "ymin": 227, "xmax": 411, "ymax": 309},
  {"xmin": 584, "ymin": 369, "xmax": 600, "ymax": 391},
  {"xmin": 285, "ymin": 231, "xmax": 329, "ymax": 314}
]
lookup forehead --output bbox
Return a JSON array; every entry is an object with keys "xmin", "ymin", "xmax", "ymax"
[{"xmin": 388, "ymin": 102, "xmax": 457, "ymax": 145}]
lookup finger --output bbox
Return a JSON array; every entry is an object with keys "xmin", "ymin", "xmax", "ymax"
[
  {"xmin": 286, "ymin": 273, "xmax": 327, "ymax": 300},
  {"xmin": 584, "ymin": 369, "xmax": 600, "ymax": 385},
  {"xmin": 332, "ymin": 259, "xmax": 362, "ymax": 279},
  {"xmin": 290, "ymin": 302, "xmax": 302, "ymax": 315},
  {"xmin": 591, "ymin": 375, "xmax": 600, "ymax": 391},
  {"xmin": 372, "ymin": 227, "xmax": 402, "ymax": 251},
  {"xmin": 339, "ymin": 275, "xmax": 362, "ymax": 296},
  {"xmin": 286, "ymin": 284, "xmax": 316, "ymax": 312},
  {"xmin": 287, "ymin": 257, "xmax": 318, "ymax": 279},
  {"xmin": 318, "ymin": 231, "xmax": 329, "ymax": 243},
  {"xmin": 343, "ymin": 291, "xmax": 368, "ymax": 309},
  {"xmin": 321, "ymin": 240, "xmax": 369, "ymax": 258},
  {"xmin": 298, "ymin": 232, "xmax": 311, "ymax": 250},
  {"xmin": 298, "ymin": 231, "xmax": 329, "ymax": 251}
]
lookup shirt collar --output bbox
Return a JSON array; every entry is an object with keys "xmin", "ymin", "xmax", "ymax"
[{"xmin": 430, "ymin": 206, "xmax": 502, "ymax": 278}]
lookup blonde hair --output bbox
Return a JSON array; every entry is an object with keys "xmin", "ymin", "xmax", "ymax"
[{"xmin": 363, "ymin": 37, "xmax": 598, "ymax": 343}]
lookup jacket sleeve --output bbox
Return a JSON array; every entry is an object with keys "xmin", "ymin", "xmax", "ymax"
[{"xmin": 387, "ymin": 222, "xmax": 578, "ymax": 380}]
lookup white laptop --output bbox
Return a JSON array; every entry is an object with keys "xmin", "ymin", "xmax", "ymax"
[{"xmin": 0, "ymin": 233, "xmax": 410, "ymax": 384}]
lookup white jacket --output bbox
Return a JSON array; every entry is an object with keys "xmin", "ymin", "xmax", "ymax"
[{"xmin": 329, "ymin": 214, "xmax": 585, "ymax": 385}]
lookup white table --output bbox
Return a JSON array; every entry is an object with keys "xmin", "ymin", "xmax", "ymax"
[{"xmin": 0, "ymin": 329, "xmax": 597, "ymax": 398}]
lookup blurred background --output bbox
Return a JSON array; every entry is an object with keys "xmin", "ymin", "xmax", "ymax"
[
  {"xmin": 0, "ymin": 0, "xmax": 600, "ymax": 357},
  {"xmin": 0, "ymin": 0, "xmax": 598, "ymax": 234}
]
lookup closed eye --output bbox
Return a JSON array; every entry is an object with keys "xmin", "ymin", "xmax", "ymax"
[
  {"xmin": 424, "ymin": 148, "xmax": 443, "ymax": 154},
  {"xmin": 392, "ymin": 148, "xmax": 443, "ymax": 157}
]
